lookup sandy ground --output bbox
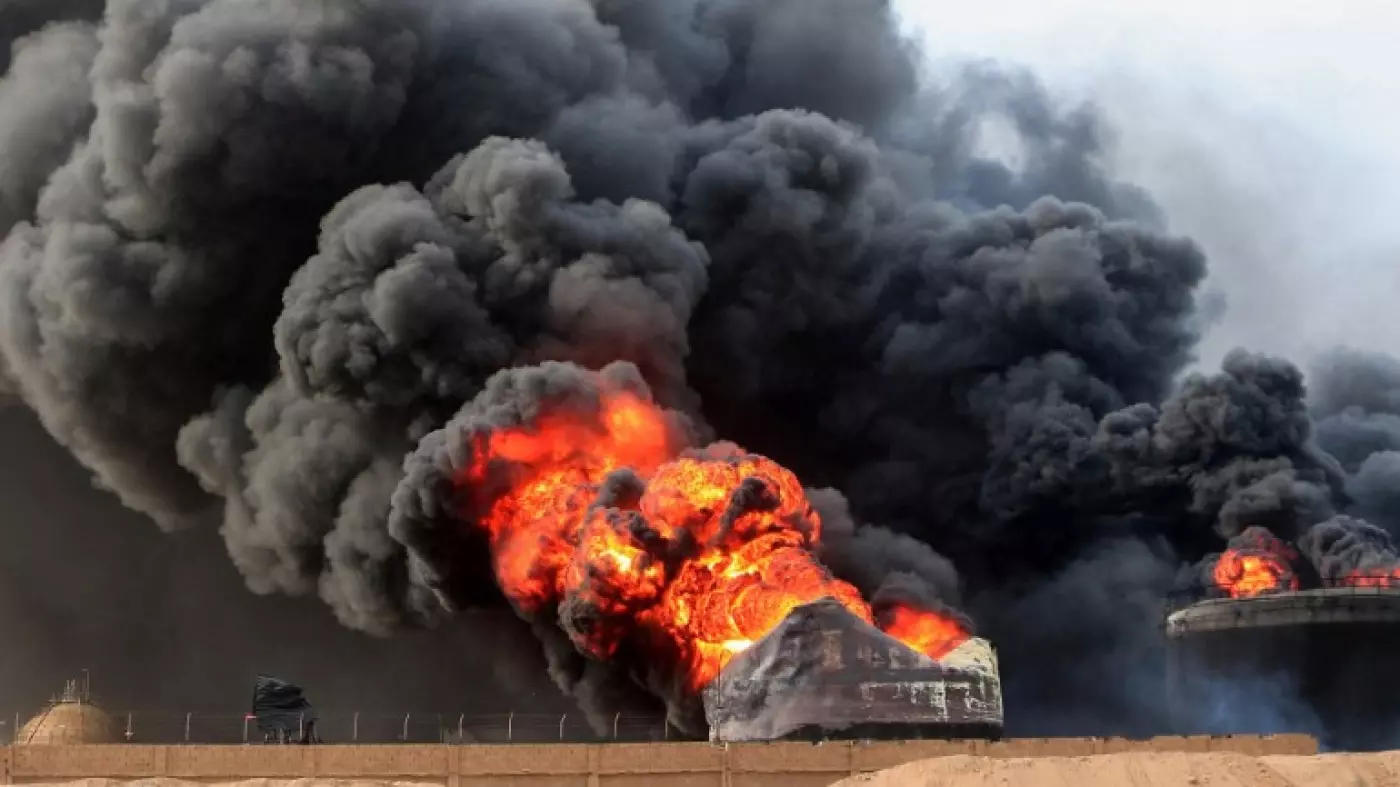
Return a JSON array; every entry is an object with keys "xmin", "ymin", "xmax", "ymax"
[
  {"xmin": 11, "ymin": 755, "xmax": 1400, "ymax": 787},
  {"xmin": 833, "ymin": 751, "xmax": 1400, "ymax": 787}
]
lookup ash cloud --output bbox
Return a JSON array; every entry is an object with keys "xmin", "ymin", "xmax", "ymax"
[{"xmin": 1, "ymin": 0, "xmax": 1397, "ymax": 740}]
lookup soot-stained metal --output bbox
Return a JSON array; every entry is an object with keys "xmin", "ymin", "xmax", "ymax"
[{"xmin": 702, "ymin": 598, "xmax": 1004, "ymax": 742}]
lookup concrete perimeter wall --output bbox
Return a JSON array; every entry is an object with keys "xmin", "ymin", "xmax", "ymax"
[{"xmin": 0, "ymin": 736, "xmax": 1317, "ymax": 787}]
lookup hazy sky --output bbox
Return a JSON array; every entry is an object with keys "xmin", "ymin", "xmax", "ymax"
[{"xmin": 896, "ymin": 0, "xmax": 1400, "ymax": 372}]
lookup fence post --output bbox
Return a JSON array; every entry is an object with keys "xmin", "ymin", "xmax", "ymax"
[
  {"xmin": 352, "ymin": 713, "xmax": 359, "ymax": 742},
  {"xmin": 401, "ymin": 713, "xmax": 410, "ymax": 741},
  {"xmin": 299, "ymin": 713, "xmax": 304, "ymax": 739},
  {"xmin": 184, "ymin": 712, "xmax": 191, "ymax": 742},
  {"xmin": 507, "ymin": 712, "xmax": 513, "ymax": 742},
  {"xmin": 613, "ymin": 713, "xmax": 620, "ymax": 740},
  {"xmin": 124, "ymin": 712, "xmax": 132, "ymax": 742},
  {"xmin": 558, "ymin": 714, "xmax": 566, "ymax": 741},
  {"xmin": 242, "ymin": 715, "xmax": 249, "ymax": 744},
  {"xmin": 457, "ymin": 714, "xmax": 464, "ymax": 742}
]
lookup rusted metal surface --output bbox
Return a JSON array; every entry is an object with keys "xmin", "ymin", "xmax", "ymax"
[{"xmin": 702, "ymin": 598, "xmax": 1003, "ymax": 742}]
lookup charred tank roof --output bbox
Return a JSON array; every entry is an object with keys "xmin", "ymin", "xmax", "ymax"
[
  {"xmin": 702, "ymin": 597, "xmax": 1002, "ymax": 742},
  {"xmin": 1167, "ymin": 586, "xmax": 1400, "ymax": 637}
]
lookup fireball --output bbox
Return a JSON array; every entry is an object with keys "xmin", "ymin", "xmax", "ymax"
[
  {"xmin": 1213, "ymin": 549, "xmax": 1298, "ymax": 598},
  {"xmin": 456, "ymin": 387, "xmax": 969, "ymax": 691}
]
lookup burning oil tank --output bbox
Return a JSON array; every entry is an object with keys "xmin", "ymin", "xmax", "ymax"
[
  {"xmin": 702, "ymin": 597, "xmax": 1003, "ymax": 742},
  {"xmin": 1166, "ymin": 586, "xmax": 1400, "ymax": 750}
]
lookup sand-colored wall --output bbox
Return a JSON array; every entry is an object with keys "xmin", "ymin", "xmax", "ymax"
[{"xmin": 0, "ymin": 736, "xmax": 1317, "ymax": 787}]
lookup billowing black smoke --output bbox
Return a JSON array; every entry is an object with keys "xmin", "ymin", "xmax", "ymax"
[
  {"xmin": 1, "ymin": 0, "xmax": 1396, "ymax": 738},
  {"xmin": 1175, "ymin": 348, "xmax": 1400, "ymax": 600},
  {"xmin": 1312, "ymin": 349, "xmax": 1400, "ymax": 535}
]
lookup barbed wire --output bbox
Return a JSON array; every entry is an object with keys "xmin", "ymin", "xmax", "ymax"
[{"xmin": 0, "ymin": 710, "xmax": 682, "ymax": 745}]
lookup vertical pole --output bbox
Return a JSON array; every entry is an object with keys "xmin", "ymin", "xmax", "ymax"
[
  {"xmin": 401, "ymin": 713, "xmax": 410, "ymax": 741},
  {"xmin": 506, "ymin": 712, "xmax": 513, "ymax": 742},
  {"xmin": 184, "ymin": 712, "xmax": 191, "ymax": 742},
  {"xmin": 242, "ymin": 715, "xmax": 249, "ymax": 744},
  {"xmin": 298, "ymin": 713, "xmax": 304, "ymax": 739},
  {"xmin": 612, "ymin": 713, "xmax": 620, "ymax": 740},
  {"xmin": 125, "ymin": 712, "xmax": 132, "ymax": 742},
  {"xmin": 558, "ymin": 714, "xmax": 566, "ymax": 741},
  {"xmin": 352, "ymin": 713, "xmax": 359, "ymax": 742},
  {"xmin": 457, "ymin": 714, "xmax": 464, "ymax": 742}
]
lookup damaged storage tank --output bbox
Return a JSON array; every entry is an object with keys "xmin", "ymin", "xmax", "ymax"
[
  {"xmin": 702, "ymin": 598, "xmax": 1003, "ymax": 742},
  {"xmin": 1166, "ymin": 585, "xmax": 1400, "ymax": 750}
]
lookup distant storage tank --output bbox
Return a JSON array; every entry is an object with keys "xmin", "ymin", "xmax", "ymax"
[
  {"xmin": 16, "ymin": 679, "xmax": 121, "ymax": 745},
  {"xmin": 702, "ymin": 598, "xmax": 1003, "ymax": 742},
  {"xmin": 1166, "ymin": 587, "xmax": 1400, "ymax": 750}
]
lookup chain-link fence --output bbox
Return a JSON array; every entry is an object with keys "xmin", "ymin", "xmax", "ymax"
[{"xmin": 1, "ymin": 710, "xmax": 680, "ymax": 745}]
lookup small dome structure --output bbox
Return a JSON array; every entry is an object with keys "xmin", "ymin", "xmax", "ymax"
[{"xmin": 17, "ymin": 679, "xmax": 121, "ymax": 745}]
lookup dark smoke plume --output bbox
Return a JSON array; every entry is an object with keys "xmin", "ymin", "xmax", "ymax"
[
  {"xmin": 1300, "ymin": 516, "xmax": 1400, "ymax": 582},
  {"xmin": 2, "ymin": 0, "xmax": 1398, "ymax": 738},
  {"xmin": 1311, "ymin": 348, "xmax": 1400, "ymax": 536}
]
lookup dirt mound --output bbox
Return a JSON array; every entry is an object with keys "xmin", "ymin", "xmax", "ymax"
[
  {"xmin": 1264, "ymin": 752, "xmax": 1400, "ymax": 785},
  {"xmin": 833, "ymin": 750, "xmax": 1400, "ymax": 787},
  {"xmin": 11, "ymin": 755, "xmax": 1400, "ymax": 787}
]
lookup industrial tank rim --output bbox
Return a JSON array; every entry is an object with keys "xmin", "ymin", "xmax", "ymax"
[{"xmin": 1166, "ymin": 587, "xmax": 1400, "ymax": 637}]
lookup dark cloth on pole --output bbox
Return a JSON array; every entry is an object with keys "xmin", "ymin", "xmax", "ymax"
[{"xmin": 251, "ymin": 675, "xmax": 316, "ymax": 737}]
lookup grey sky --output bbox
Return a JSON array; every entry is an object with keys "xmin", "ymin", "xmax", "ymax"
[{"xmin": 896, "ymin": 0, "xmax": 1400, "ymax": 371}]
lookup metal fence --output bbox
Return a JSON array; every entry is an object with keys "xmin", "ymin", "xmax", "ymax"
[{"xmin": 1, "ymin": 710, "xmax": 680, "ymax": 745}]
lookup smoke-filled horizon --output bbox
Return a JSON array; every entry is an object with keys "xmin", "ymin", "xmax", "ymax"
[{"xmin": 0, "ymin": 0, "xmax": 1397, "ymax": 738}]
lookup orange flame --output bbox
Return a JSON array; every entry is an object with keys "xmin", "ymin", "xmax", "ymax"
[
  {"xmin": 465, "ymin": 391, "xmax": 675, "ymax": 614},
  {"xmin": 1340, "ymin": 568, "xmax": 1400, "ymax": 588},
  {"xmin": 460, "ymin": 388, "xmax": 970, "ymax": 691},
  {"xmin": 880, "ymin": 602, "xmax": 971, "ymax": 661},
  {"xmin": 1212, "ymin": 549, "xmax": 1298, "ymax": 598}
]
